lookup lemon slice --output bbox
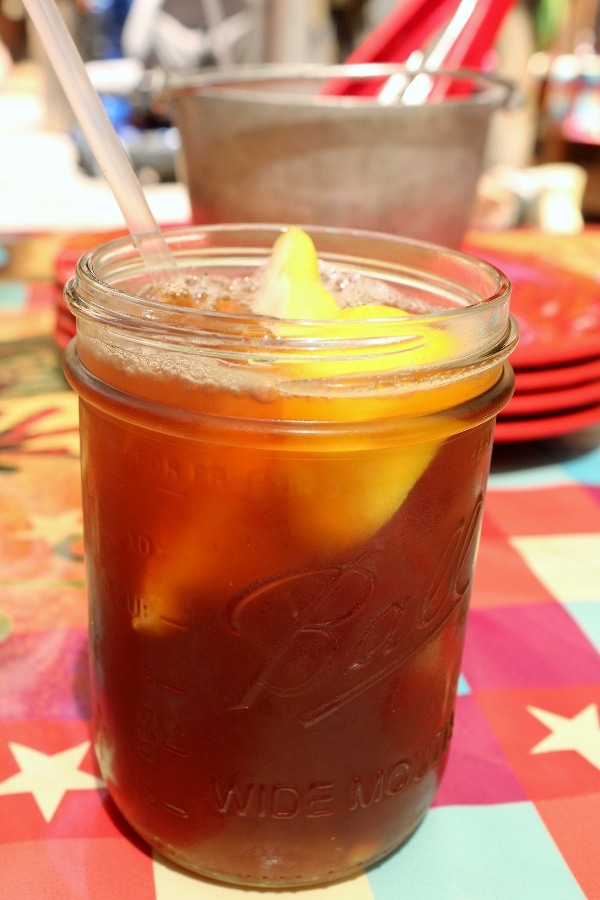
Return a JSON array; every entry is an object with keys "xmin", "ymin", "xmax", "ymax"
[
  {"xmin": 337, "ymin": 304, "xmax": 454, "ymax": 372},
  {"xmin": 254, "ymin": 228, "xmax": 448, "ymax": 552},
  {"xmin": 254, "ymin": 226, "xmax": 341, "ymax": 320},
  {"xmin": 256, "ymin": 227, "xmax": 455, "ymax": 381}
]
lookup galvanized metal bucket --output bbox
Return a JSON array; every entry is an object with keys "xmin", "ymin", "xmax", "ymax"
[{"xmin": 160, "ymin": 64, "xmax": 514, "ymax": 248}]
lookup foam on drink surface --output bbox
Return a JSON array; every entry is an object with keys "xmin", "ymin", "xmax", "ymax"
[
  {"xmin": 159, "ymin": 260, "xmax": 426, "ymax": 317},
  {"xmin": 84, "ymin": 227, "xmax": 499, "ymax": 420},
  {"xmin": 159, "ymin": 226, "xmax": 437, "ymax": 321}
]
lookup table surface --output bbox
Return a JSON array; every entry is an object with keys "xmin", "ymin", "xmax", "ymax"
[{"xmin": 0, "ymin": 228, "xmax": 599, "ymax": 900}]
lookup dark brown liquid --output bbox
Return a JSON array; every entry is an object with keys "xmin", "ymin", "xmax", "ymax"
[{"xmin": 65, "ymin": 344, "xmax": 505, "ymax": 886}]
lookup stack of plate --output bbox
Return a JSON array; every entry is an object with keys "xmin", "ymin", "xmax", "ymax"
[
  {"xmin": 466, "ymin": 244, "xmax": 600, "ymax": 443},
  {"xmin": 54, "ymin": 281, "xmax": 77, "ymax": 350},
  {"xmin": 53, "ymin": 231, "xmax": 125, "ymax": 350}
]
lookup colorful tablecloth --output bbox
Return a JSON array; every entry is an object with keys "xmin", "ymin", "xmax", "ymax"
[{"xmin": 0, "ymin": 231, "xmax": 599, "ymax": 899}]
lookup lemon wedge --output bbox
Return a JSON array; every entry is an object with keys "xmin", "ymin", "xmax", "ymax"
[
  {"xmin": 254, "ymin": 226, "xmax": 342, "ymax": 320},
  {"xmin": 253, "ymin": 227, "xmax": 449, "ymax": 552},
  {"xmin": 255, "ymin": 227, "xmax": 455, "ymax": 381}
]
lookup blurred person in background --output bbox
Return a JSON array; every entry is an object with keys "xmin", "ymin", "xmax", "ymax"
[{"xmin": 120, "ymin": 0, "xmax": 251, "ymax": 70}]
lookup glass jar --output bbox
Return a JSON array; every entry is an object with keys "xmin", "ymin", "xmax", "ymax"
[{"xmin": 63, "ymin": 225, "xmax": 517, "ymax": 887}]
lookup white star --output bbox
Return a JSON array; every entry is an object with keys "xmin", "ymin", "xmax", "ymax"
[
  {"xmin": 0, "ymin": 741, "xmax": 105, "ymax": 821},
  {"xmin": 13, "ymin": 509, "xmax": 82, "ymax": 547},
  {"xmin": 527, "ymin": 703, "xmax": 600, "ymax": 771}
]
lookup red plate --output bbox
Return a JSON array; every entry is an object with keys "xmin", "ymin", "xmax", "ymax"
[
  {"xmin": 495, "ymin": 401, "xmax": 600, "ymax": 443},
  {"xmin": 53, "ymin": 324, "xmax": 75, "ymax": 350},
  {"xmin": 463, "ymin": 245, "xmax": 600, "ymax": 368},
  {"xmin": 514, "ymin": 355, "xmax": 600, "ymax": 392},
  {"xmin": 55, "ymin": 305, "xmax": 76, "ymax": 331},
  {"xmin": 53, "ymin": 306, "xmax": 76, "ymax": 350},
  {"xmin": 54, "ymin": 230, "xmax": 127, "ymax": 287},
  {"xmin": 504, "ymin": 376, "xmax": 600, "ymax": 417}
]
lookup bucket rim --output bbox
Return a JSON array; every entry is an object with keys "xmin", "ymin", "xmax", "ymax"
[{"xmin": 159, "ymin": 63, "xmax": 516, "ymax": 110}]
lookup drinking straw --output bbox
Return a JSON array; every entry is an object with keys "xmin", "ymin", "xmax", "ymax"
[{"xmin": 21, "ymin": 0, "xmax": 185, "ymax": 290}]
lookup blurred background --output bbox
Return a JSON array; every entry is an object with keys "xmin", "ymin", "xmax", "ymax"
[{"xmin": 0, "ymin": 0, "xmax": 598, "ymax": 232}]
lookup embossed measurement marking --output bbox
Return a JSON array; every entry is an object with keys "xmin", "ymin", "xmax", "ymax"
[
  {"xmin": 162, "ymin": 801, "xmax": 189, "ymax": 818},
  {"xmin": 157, "ymin": 485, "xmax": 188, "ymax": 498},
  {"xmin": 161, "ymin": 742, "xmax": 188, "ymax": 758},
  {"xmin": 158, "ymin": 615, "xmax": 189, "ymax": 631},
  {"xmin": 160, "ymin": 682, "xmax": 189, "ymax": 697}
]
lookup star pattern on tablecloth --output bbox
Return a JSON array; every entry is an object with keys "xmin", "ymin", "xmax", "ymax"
[
  {"xmin": 0, "ymin": 741, "xmax": 105, "ymax": 822},
  {"xmin": 527, "ymin": 702, "xmax": 600, "ymax": 771},
  {"xmin": 13, "ymin": 509, "xmax": 82, "ymax": 547}
]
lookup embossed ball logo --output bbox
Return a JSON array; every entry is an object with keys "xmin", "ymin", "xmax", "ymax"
[{"xmin": 226, "ymin": 498, "xmax": 482, "ymax": 726}]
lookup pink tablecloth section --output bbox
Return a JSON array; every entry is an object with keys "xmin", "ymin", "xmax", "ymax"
[{"xmin": 0, "ymin": 232, "xmax": 599, "ymax": 899}]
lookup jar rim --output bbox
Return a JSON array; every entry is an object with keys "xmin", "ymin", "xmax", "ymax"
[
  {"xmin": 65, "ymin": 224, "xmax": 517, "ymax": 393},
  {"xmin": 70, "ymin": 223, "xmax": 511, "ymax": 319}
]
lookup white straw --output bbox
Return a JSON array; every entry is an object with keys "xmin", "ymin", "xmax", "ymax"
[{"xmin": 21, "ymin": 0, "xmax": 184, "ymax": 288}]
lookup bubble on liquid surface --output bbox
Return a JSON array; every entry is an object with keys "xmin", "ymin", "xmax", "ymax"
[{"xmin": 161, "ymin": 263, "xmax": 433, "ymax": 318}]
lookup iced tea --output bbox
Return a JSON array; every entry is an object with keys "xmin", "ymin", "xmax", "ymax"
[{"xmin": 63, "ymin": 226, "xmax": 516, "ymax": 887}]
